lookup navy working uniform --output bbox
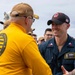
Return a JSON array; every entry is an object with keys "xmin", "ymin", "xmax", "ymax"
[{"xmin": 39, "ymin": 34, "xmax": 75, "ymax": 75}]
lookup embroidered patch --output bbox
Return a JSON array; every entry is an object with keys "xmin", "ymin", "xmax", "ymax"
[
  {"xmin": 64, "ymin": 52, "xmax": 75, "ymax": 59},
  {"xmin": 0, "ymin": 33, "xmax": 7, "ymax": 56}
]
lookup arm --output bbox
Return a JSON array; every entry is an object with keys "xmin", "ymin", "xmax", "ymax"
[
  {"xmin": 22, "ymin": 41, "xmax": 52, "ymax": 75},
  {"xmin": 38, "ymin": 42, "xmax": 47, "ymax": 59},
  {"xmin": 38, "ymin": 43, "xmax": 44, "ymax": 57}
]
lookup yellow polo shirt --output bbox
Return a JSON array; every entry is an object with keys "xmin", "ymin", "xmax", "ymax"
[{"xmin": 0, "ymin": 23, "xmax": 52, "ymax": 75}]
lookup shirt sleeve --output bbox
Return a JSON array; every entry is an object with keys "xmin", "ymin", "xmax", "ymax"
[{"xmin": 22, "ymin": 40, "xmax": 52, "ymax": 75}]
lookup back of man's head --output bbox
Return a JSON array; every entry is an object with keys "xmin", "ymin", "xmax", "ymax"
[{"xmin": 10, "ymin": 3, "xmax": 34, "ymax": 18}]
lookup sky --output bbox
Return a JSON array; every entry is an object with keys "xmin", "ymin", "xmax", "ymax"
[{"xmin": 0, "ymin": 0, "xmax": 75, "ymax": 38}]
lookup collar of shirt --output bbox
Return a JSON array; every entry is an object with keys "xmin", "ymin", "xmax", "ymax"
[{"xmin": 10, "ymin": 22, "xmax": 26, "ymax": 33}]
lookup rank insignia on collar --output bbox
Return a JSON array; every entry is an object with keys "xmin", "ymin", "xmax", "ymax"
[
  {"xmin": 67, "ymin": 42, "xmax": 74, "ymax": 48},
  {"xmin": 48, "ymin": 43, "xmax": 53, "ymax": 47},
  {"xmin": 69, "ymin": 42, "xmax": 72, "ymax": 46}
]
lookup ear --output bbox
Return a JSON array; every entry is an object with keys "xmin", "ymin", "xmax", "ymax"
[
  {"xmin": 67, "ymin": 24, "xmax": 70, "ymax": 29},
  {"xmin": 24, "ymin": 18, "xmax": 28, "ymax": 25}
]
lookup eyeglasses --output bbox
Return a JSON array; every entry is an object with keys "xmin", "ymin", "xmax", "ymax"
[
  {"xmin": 24, "ymin": 16, "xmax": 35, "ymax": 23},
  {"xmin": 28, "ymin": 17, "xmax": 35, "ymax": 23}
]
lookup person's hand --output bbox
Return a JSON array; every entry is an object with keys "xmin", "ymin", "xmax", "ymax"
[{"xmin": 61, "ymin": 65, "xmax": 69, "ymax": 75}]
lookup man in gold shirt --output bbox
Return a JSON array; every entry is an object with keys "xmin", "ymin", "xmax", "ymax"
[{"xmin": 0, "ymin": 3, "xmax": 52, "ymax": 75}]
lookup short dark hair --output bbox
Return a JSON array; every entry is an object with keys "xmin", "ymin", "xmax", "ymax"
[{"xmin": 44, "ymin": 28, "xmax": 52, "ymax": 34}]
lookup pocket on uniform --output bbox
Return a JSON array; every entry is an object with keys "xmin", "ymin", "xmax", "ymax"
[{"xmin": 62, "ymin": 59, "xmax": 74, "ymax": 71}]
